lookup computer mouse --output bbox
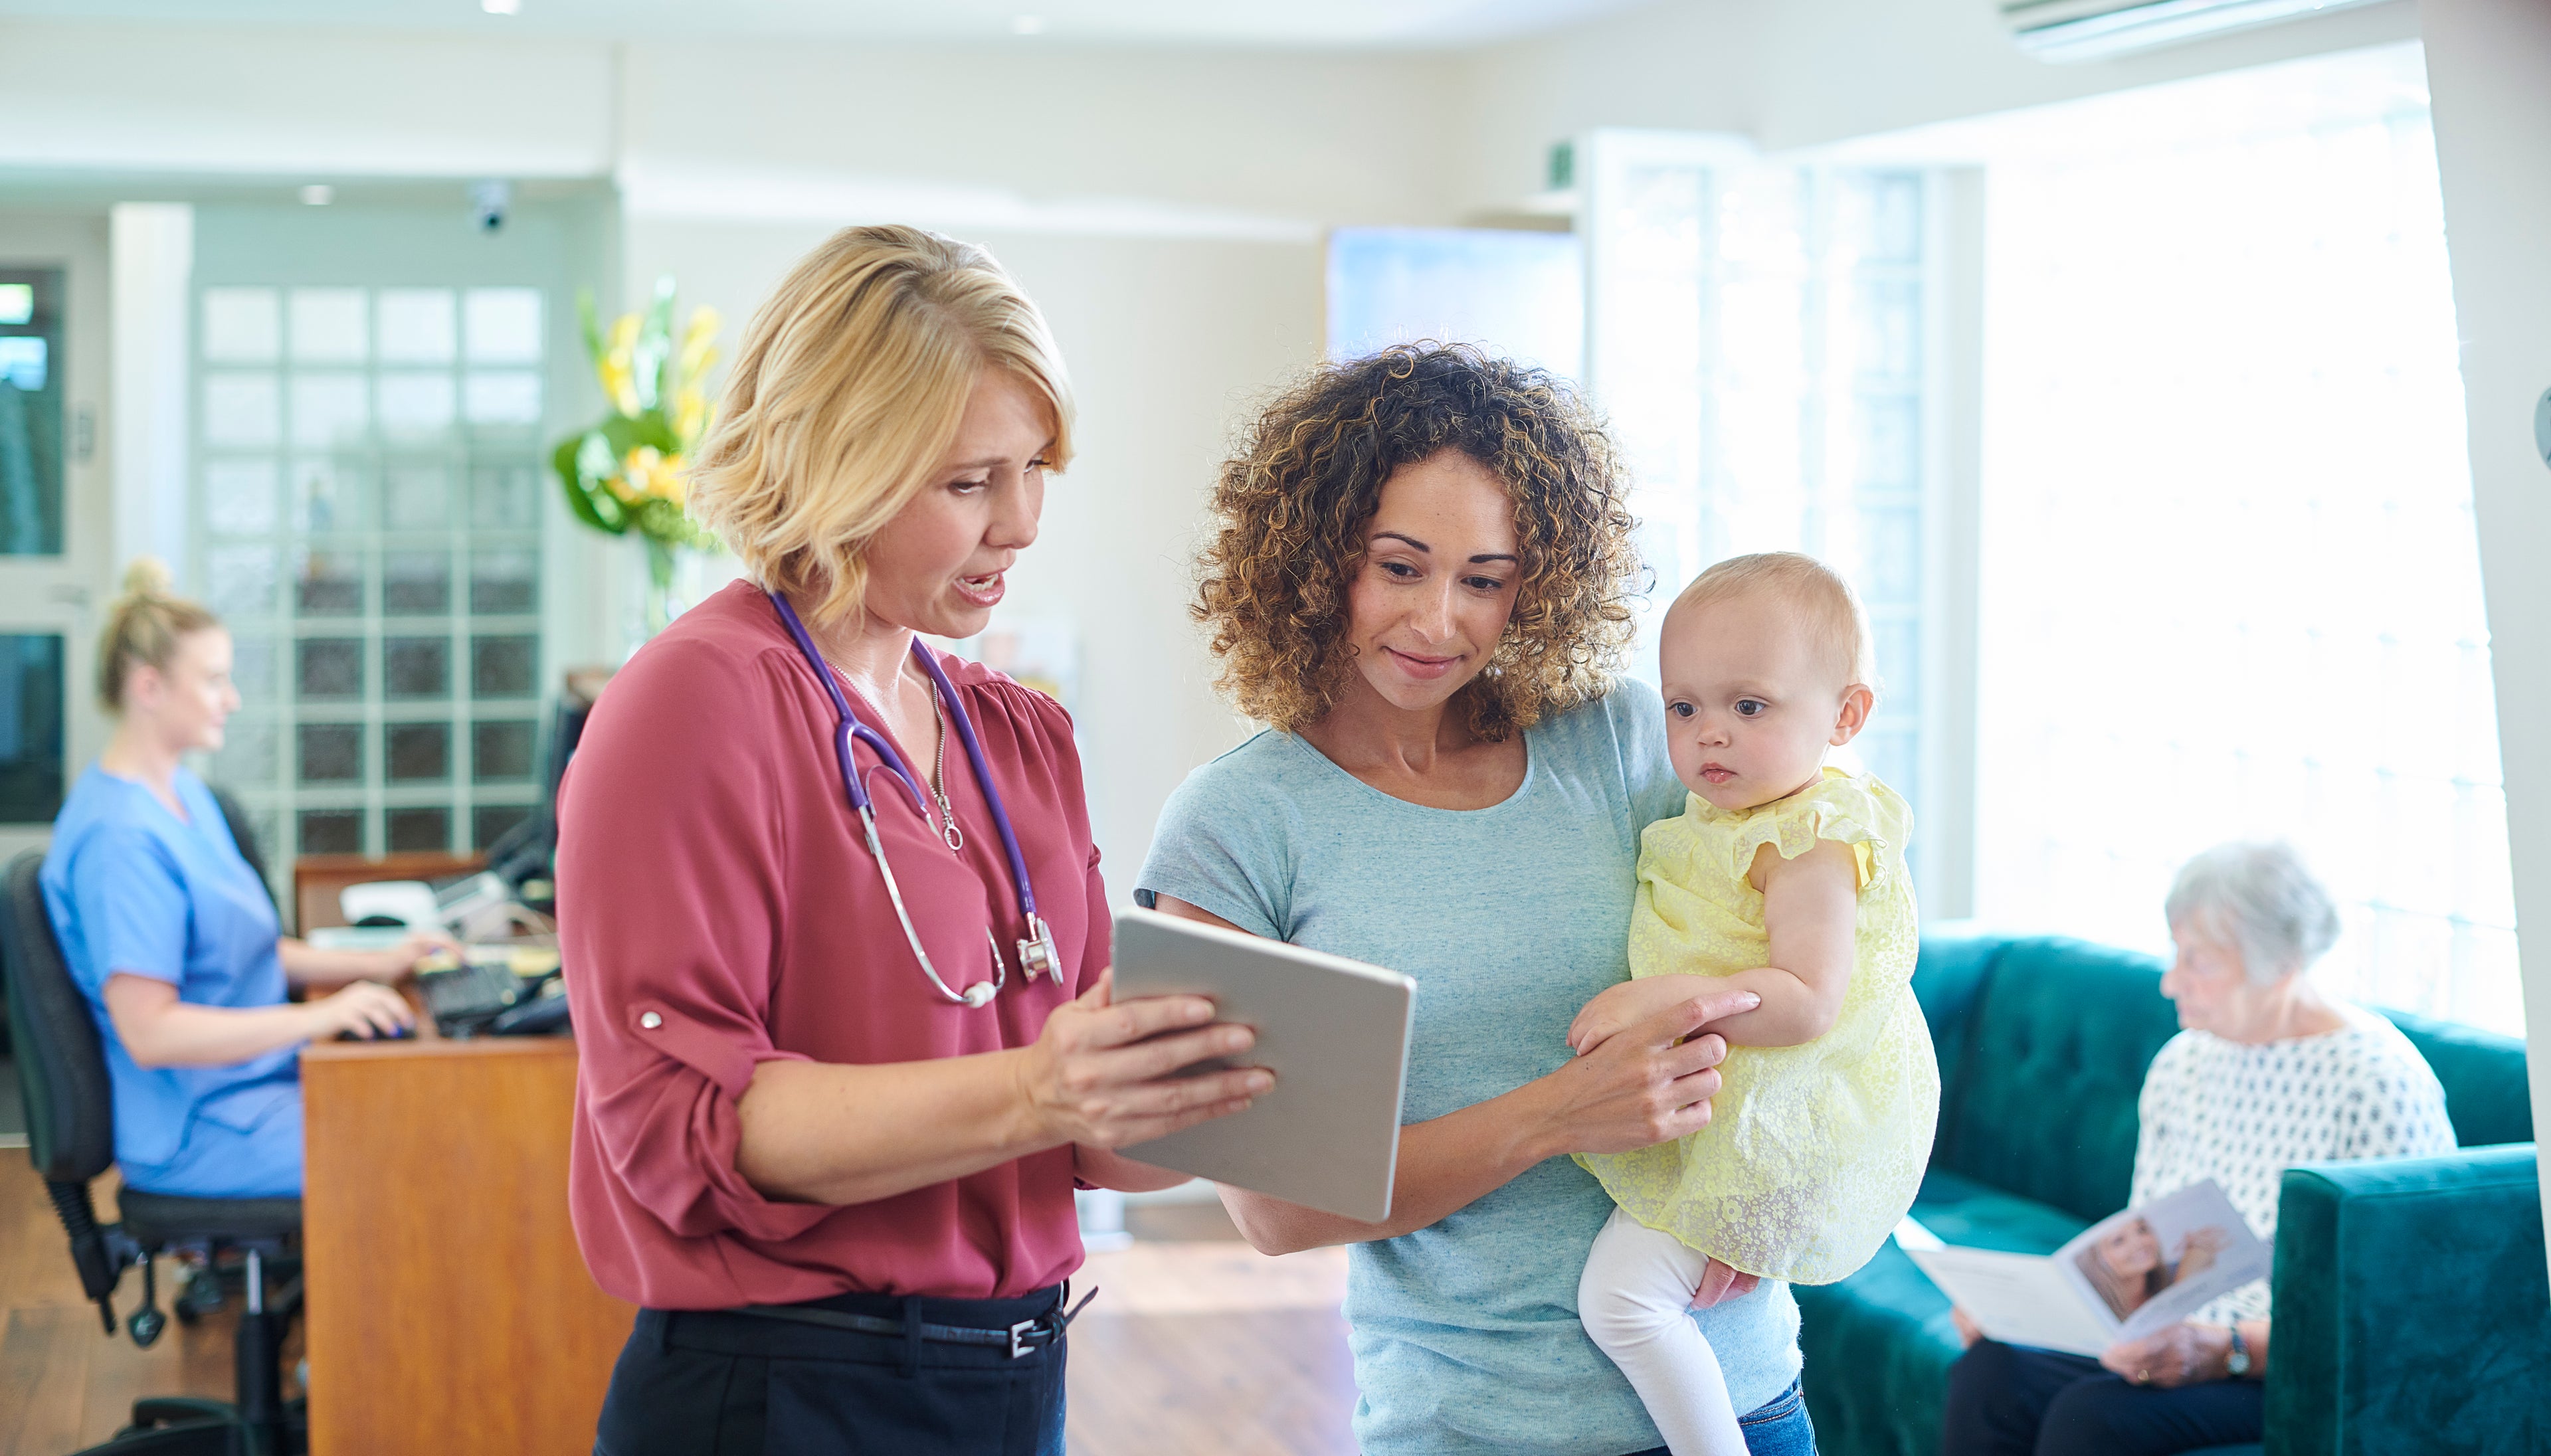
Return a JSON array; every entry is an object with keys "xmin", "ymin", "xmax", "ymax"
[{"xmin": 334, "ymin": 1023, "xmax": 415, "ymax": 1042}]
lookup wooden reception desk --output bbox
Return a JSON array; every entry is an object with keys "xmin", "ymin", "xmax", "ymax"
[{"xmin": 299, "ymin": 1032, "xmax": 632, "ymax": 1455}]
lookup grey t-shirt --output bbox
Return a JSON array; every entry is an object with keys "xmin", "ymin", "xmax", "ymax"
[{"xmin": 1135, "ymin": 686, "xmax": 1803, "ymax": 1456}]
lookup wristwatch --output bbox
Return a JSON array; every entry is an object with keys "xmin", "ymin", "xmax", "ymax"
[{"xmin": 2225, "ymin": 1324, "xmax": 2252, "ymax": 1379}]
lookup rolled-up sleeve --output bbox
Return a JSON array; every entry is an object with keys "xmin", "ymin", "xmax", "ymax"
[{"xmin": 559, "ymin": 638, "xmax": 831, "ymax": 1247}]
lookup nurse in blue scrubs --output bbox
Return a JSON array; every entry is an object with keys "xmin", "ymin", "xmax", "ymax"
[{"xmin": 39, "ymin": 560, "xmax": 451, "ymax": 1199}]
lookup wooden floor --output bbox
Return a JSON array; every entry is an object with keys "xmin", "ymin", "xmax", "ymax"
[
  {"xmin": 0, "ymin": 1163, "xmax": 1357, "ymax": 1456},
  {"xmin": 0, "ymin": 1165, "xmax": 306, "ymax": 1456}
]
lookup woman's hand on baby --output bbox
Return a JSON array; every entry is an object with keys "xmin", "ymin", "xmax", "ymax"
[
  {"xmin": 1568, "ymin": 975, "xmax": 1724, "ymax": 1056},
  {"xmin": 1689, "ymin": 1258, "xmax": 1760, "ymax": 1310},
  {"xmin": 1539, "ymin": 985, "xmax": 1761, "ymax": 1156}
]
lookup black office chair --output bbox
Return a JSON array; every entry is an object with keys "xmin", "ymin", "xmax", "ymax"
[{"xmin": 1, "ymin": 846, "xmax": 306, "ymax": 1456}]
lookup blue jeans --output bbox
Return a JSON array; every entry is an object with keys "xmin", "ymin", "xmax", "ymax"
[{"xmin": 1625, "ymin": 1377, "xmax": 1818, "ymax": 1456}]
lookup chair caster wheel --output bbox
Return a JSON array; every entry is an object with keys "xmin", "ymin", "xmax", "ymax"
[
  {"xmin": 175, "ymin": 1266, "xmax": 224, "ymax": 1323},
  {"xmin": 129, "ymin": 1305, "xmax": 167, "ymax": 1348}
]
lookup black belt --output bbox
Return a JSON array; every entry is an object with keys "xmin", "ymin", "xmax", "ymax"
[{"xmin": 725, "ymin": 1284, "xmax": 1096, "ymax": 1360}]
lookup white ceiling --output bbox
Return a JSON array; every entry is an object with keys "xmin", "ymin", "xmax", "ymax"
[{"xmin": 0, "ymin": 0, "xmax": 1655, "ymax": 48}]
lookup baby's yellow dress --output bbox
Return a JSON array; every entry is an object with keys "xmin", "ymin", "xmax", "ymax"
[{"xmin": 1577, "ymin": 768, "xmax": 1938, "ymax": 1285}]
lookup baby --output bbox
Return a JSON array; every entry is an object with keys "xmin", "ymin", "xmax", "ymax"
[{"xmin": 1570, "ymin": 552, "xmax": 1939, "ymax": 1456}]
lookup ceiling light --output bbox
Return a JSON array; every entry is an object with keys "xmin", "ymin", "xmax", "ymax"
[
  {"xmin": 1011, "ymin": 15, "xmax": 1046, "ymax": 35},
  {"xmin": 300, "ymin": 184, "xmax": 334, "ymax": 206},
  {"xmin": 483, "ymin": 0, "xmax": 520, "ymax": 14}
]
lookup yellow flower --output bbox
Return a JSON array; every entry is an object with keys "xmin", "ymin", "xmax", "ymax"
[
  {"xmin": 620, "ymin": 446, "xmax": 690, "ymax": 508},
  {"xmin": 678, "ymin": 307, "xmax": 721, "ymax": 387},
  {"xmin": 597, "ymin": 314, "xmax": 642, "ymax": 416},
  {"xmin": 672, "ymin": 386, "xmax": 709, "ymax": 449}
]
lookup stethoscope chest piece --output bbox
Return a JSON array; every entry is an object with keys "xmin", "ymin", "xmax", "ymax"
[{"xmin": 1018, "ymin": 915, "xmax": 1060, "ymax": 983}]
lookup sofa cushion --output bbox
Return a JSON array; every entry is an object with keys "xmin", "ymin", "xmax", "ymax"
[
  {"xmin": 1929, "ymin": 937, "xmax": 2182, "ymax": 1226},
  {"xmin": 1798, "ymin": 1170, "xmax": 2091, "ymax": 1456},
  {"xmin": 2383, "ymin": 1010, "xmax": 2532, "ymax": 1148},
  {"xmin": 1900, "ymin": 1168, "xmax": 2089, "ymax": 1254}
]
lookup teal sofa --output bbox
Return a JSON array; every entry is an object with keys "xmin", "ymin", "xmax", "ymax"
[{"xmin": 1797, "ymin": 933, "xmax": 2543, "ymax": 1456}]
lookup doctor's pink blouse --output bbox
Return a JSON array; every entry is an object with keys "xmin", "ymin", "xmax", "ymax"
[{"xmin": 557, "ymin": 579, "xmax": 1108, "ymax": 1311}]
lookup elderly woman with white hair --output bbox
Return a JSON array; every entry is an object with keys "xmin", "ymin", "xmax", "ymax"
[{"xmin": 1938, "ymin": 841, "xmax": 2455, "ymax": 1456}]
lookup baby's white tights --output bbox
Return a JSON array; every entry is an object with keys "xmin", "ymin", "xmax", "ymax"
[{"xmin": 1578, "ymin": 1208, "xmax": 1750, "ymax": 1456}]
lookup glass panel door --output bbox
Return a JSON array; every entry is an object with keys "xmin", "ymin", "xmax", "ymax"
[
  {"xmin": 0, "ymin": 215, "xmax": 110, "ymax": 858},
  {"xmin": 0, "ymin": 267, "xmax": 64, "ymax": 557},
  {"xmin": 188, "ymin": 199, "xmax": 592, "ymax": 879}
]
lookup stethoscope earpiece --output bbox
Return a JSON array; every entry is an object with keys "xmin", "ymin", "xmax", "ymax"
[{"xmin": 961, "ymin": 982, "xmax": 998, "ymax": 1009}]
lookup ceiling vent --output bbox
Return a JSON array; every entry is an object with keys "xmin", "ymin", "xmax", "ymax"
[{"xmin": 2002, "ymin": 0, "xmax": 2388, "ymax": 62}]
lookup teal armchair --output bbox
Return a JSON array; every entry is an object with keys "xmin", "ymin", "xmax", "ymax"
[
  {"xmin": 1796, "ymin": 933, "xmax": 2542, "ymax": 1456},
  {"xmin": 2265, "ymin": 1146, "xmax": 2547, "ymax": 1455}
]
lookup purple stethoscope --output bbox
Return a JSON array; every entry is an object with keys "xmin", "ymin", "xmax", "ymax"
[{"xmin": 769, "ymin": 591, "xmax": 1059, "ymax": 1008}]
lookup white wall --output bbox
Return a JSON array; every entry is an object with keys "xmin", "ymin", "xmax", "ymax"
[
  {"xmin": 0, "ymin": 19, "xmax": 1466, "ymax": 230},
  {"xmin": 0, "ymin": 19, "xmax": 615, "ymax": 179},
  {"xmin": 628, "ymin": 217, "xmax": 1319, "ymax": 891},
  {"xmin": 618, "ymin": 39, "xmax": 1466, "ymax": 234},
  {"xmin": 2419, "ymin": 0, "xmax": 2551, "ymax": 1277}
]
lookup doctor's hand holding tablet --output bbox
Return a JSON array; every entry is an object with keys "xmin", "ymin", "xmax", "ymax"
[{"xmin": 559, "ymin": 226, "xmax": 1273, "ymax": 1456}]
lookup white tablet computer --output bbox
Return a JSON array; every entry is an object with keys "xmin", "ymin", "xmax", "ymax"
[{"xmin": 1110, "ymin": 907, "xmax": 1416, "ymax": 1222}]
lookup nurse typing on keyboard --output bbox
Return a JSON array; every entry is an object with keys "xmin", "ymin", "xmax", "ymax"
[
  {"xmin": 39, "ymin": 561, "xmax": 454, "ymax": 1200},
  {"xmin": 561, "ymin": 226, "xmax": 1264, "ymax": 1456}
]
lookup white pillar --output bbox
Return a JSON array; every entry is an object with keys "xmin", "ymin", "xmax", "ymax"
[
  {"xmin": 2418, "ymin": 0, "xmax": 2551, "ymax": 1285},
  {"xmin": 108, "ymin": 203, "xmax": 191, "ymax": 587}
]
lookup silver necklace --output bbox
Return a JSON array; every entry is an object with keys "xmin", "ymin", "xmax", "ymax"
[
  {"xmin": 927, "ymin": 689, "xmax": 965, "ymax": 853},
  {"xmin": 823, "ymin": 657, "xmax": 964, "ymax": 853}
]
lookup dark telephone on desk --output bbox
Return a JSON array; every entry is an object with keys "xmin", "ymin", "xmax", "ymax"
[{"xmin": 415, "ymin": 947, "xmax": 572, "ymax": 1038}]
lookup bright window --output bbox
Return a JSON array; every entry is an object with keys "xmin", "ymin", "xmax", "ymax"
[
  {"xmin": 1969, "ymin": 62, "xmax": 2518, "ymax": 1033},
  {"xmin": 1585, "ymin": 137, "xmax": 1939, "ymax": 852},
  {"xmin": 1326, "ymin": 225, "xmax": 1584, "ymax": 379}
]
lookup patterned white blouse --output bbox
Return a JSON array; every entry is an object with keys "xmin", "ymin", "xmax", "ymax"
[{"xmin": 2128, "ymin": 1002, "xmax": 2456, "ymax": 1324}]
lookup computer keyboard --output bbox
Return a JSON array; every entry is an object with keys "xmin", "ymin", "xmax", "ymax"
[{"xmin": 415, "ymin": 957, "xmax": 526, "ymax": 1034}]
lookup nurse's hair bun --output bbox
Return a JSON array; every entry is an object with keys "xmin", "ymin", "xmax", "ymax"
[
  {"xmin": 120, "ymin": 555, "xmax": 177, "ymax": 600},
  {"xmin": 98, "ymin": 556, "xmax": 220, "ymax": 714}
]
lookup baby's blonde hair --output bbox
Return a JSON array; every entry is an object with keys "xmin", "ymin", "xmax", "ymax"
[
  {"xmin": 1669, "ymin": 551, "xmax": 1877, "ymax": 691},
  {"xmin": 686, "ymin": 225, "xmax": 1076, "ymax": 630}
]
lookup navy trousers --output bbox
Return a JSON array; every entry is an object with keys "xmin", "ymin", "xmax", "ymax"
[
  {"xmin": 1940, "ymin": 1338, "xmax": 2264, "ymax": 1456},
  {"xmin": 594, "ymin": 1286, "xmax": 1068, "ymax": 1456}
]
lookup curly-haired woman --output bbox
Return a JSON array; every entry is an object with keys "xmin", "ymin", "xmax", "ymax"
[{"xmin": 1135, "ymin": 345, "xmax": 1812, "ymax": 1456}]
